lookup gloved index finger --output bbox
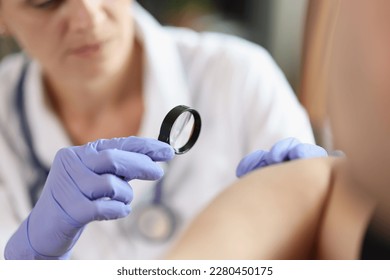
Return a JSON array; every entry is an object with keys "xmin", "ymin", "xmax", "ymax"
[
  {"xmin": 87, "ymin": 136, "xmax": 175, "ymax": 161},
  {"xmin": 83, "ymin": 149, "xmax": 166, "ymax": 181},
  {"xmin": 236, "ymin": 150, "xmax": 268, "ymax": 177},
  {"xmin": 265, "ymin": 137, "xmax": 301, "ymax": 164},
  {"xmin": 287, "ymin": 143, "xmax": 328, "ymax": 160}
]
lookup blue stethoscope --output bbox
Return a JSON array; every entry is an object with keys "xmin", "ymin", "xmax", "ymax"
[
  {"xmin": 15, "ymin": 62, "xmax": 50, "ymax": 207},
  {"xmin": 14, "ymin": 61, "xmax": 202, "ymax": 242}
]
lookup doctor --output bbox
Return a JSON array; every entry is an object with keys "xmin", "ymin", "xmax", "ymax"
[{"xmin": 0, "ymin": 0, "xmax": 323, "ymax": 259}]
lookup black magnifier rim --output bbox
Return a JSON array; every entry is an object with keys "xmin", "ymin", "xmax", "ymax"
[{"xmin": 158, "ymin": 105, "xmax": 201, "ymax": 155}]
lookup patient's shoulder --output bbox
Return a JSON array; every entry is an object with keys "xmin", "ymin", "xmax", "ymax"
[{"xmin": 240, "ymin": 157, "xmax": 338, "ymax": 195}]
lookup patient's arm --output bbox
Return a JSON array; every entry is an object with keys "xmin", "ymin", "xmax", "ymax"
[
  {"xmin": 166, "ymin": 157, "xmax": 336, "ymax": 259},
  {"xmin": 315, "ymin": 159, "xmax": 376, "ymax": 259}
]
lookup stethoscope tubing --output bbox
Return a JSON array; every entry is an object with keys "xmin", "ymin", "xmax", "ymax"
[{"xmin": 15, "ymin": 62, "xmax": 49, "ymax": 207}]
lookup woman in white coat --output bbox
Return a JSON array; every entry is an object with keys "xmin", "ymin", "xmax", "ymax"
[{"xmin": 0, "ymin": 0, "xmax": 319, "ymax": 259}]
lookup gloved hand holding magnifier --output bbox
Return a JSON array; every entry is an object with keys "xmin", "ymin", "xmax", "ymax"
[
  {"xmin": 158, "ymin": 105, "xmax": 201, "ymax": 154},
  {"xmin": 5, "ymin": 104, "xmax": 202, "ymax": 259}
]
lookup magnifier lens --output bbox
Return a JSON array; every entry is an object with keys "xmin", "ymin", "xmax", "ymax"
[
  {"xmin": 169, "ymin": 112, "xmax": 194, "ymax": 152},
  {"xmin": 158, "ymin": 105, "xmax": 201, "ymax": 155}
]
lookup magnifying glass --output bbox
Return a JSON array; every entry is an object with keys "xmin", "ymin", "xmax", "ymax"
[{"xmin": 158, "ymin": 105, "xmax": 201, "ymax": 154}]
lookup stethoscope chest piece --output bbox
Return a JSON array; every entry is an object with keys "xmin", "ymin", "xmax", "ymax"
[{"xmin": 133, "ymin": 203, "xmax": 177, "ymax": 243}]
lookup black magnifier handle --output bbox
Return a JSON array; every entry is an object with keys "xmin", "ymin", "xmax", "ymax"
[{"xmin": 158, "ymin": 105, "xmax": 201, "ymax": 155}]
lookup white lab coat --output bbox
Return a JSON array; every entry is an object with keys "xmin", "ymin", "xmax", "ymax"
[{"xmin": 0, "ymin": 4, "xmax": 314, "ymax": 259}]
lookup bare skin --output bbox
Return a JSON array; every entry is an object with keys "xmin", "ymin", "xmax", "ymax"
[
  {"xmin": 315, "ymin": 160, "xmax": 375, "ymax": 259},
  {"xmin": 166, "ymin": 157, "xmax": 375, "ymax": 260},
  {"xmin": 46, "ymin": 39, "xmax": 144, "ymax": 145}
]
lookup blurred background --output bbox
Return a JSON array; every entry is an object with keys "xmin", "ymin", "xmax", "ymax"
[
  {"xmin": 0, "ymin": 0, "xmax": 308, "ymax": 92},
  {"xmin": 137, "ymin": 0, "xmax": 308, "ymax": 92}
]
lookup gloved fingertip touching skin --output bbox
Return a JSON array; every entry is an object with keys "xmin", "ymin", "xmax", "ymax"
[
  {"xmin": 236, "ymin": 150, "xmax": 268, "ymax": 177},
  {"xmin": 236, "ymin": 137, "xmax": 328, "ymax": 178}
]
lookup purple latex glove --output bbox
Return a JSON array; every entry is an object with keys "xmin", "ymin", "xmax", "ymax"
[
  {"xmin": 236, "ymin": 137, "xmax": 328, "ymax": 177},
  {"xmin": 4, "ymin": 136, "xmax": 174, "ymax": 259}
]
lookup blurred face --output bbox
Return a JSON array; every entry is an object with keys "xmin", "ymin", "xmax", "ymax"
[
  {"xmin": 0, "ymin": 0, "xmax": 133, "ymax": 80},
  {"xmin": 328, "ymin": 0, "xmax": 390, "ymax": 201}
]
